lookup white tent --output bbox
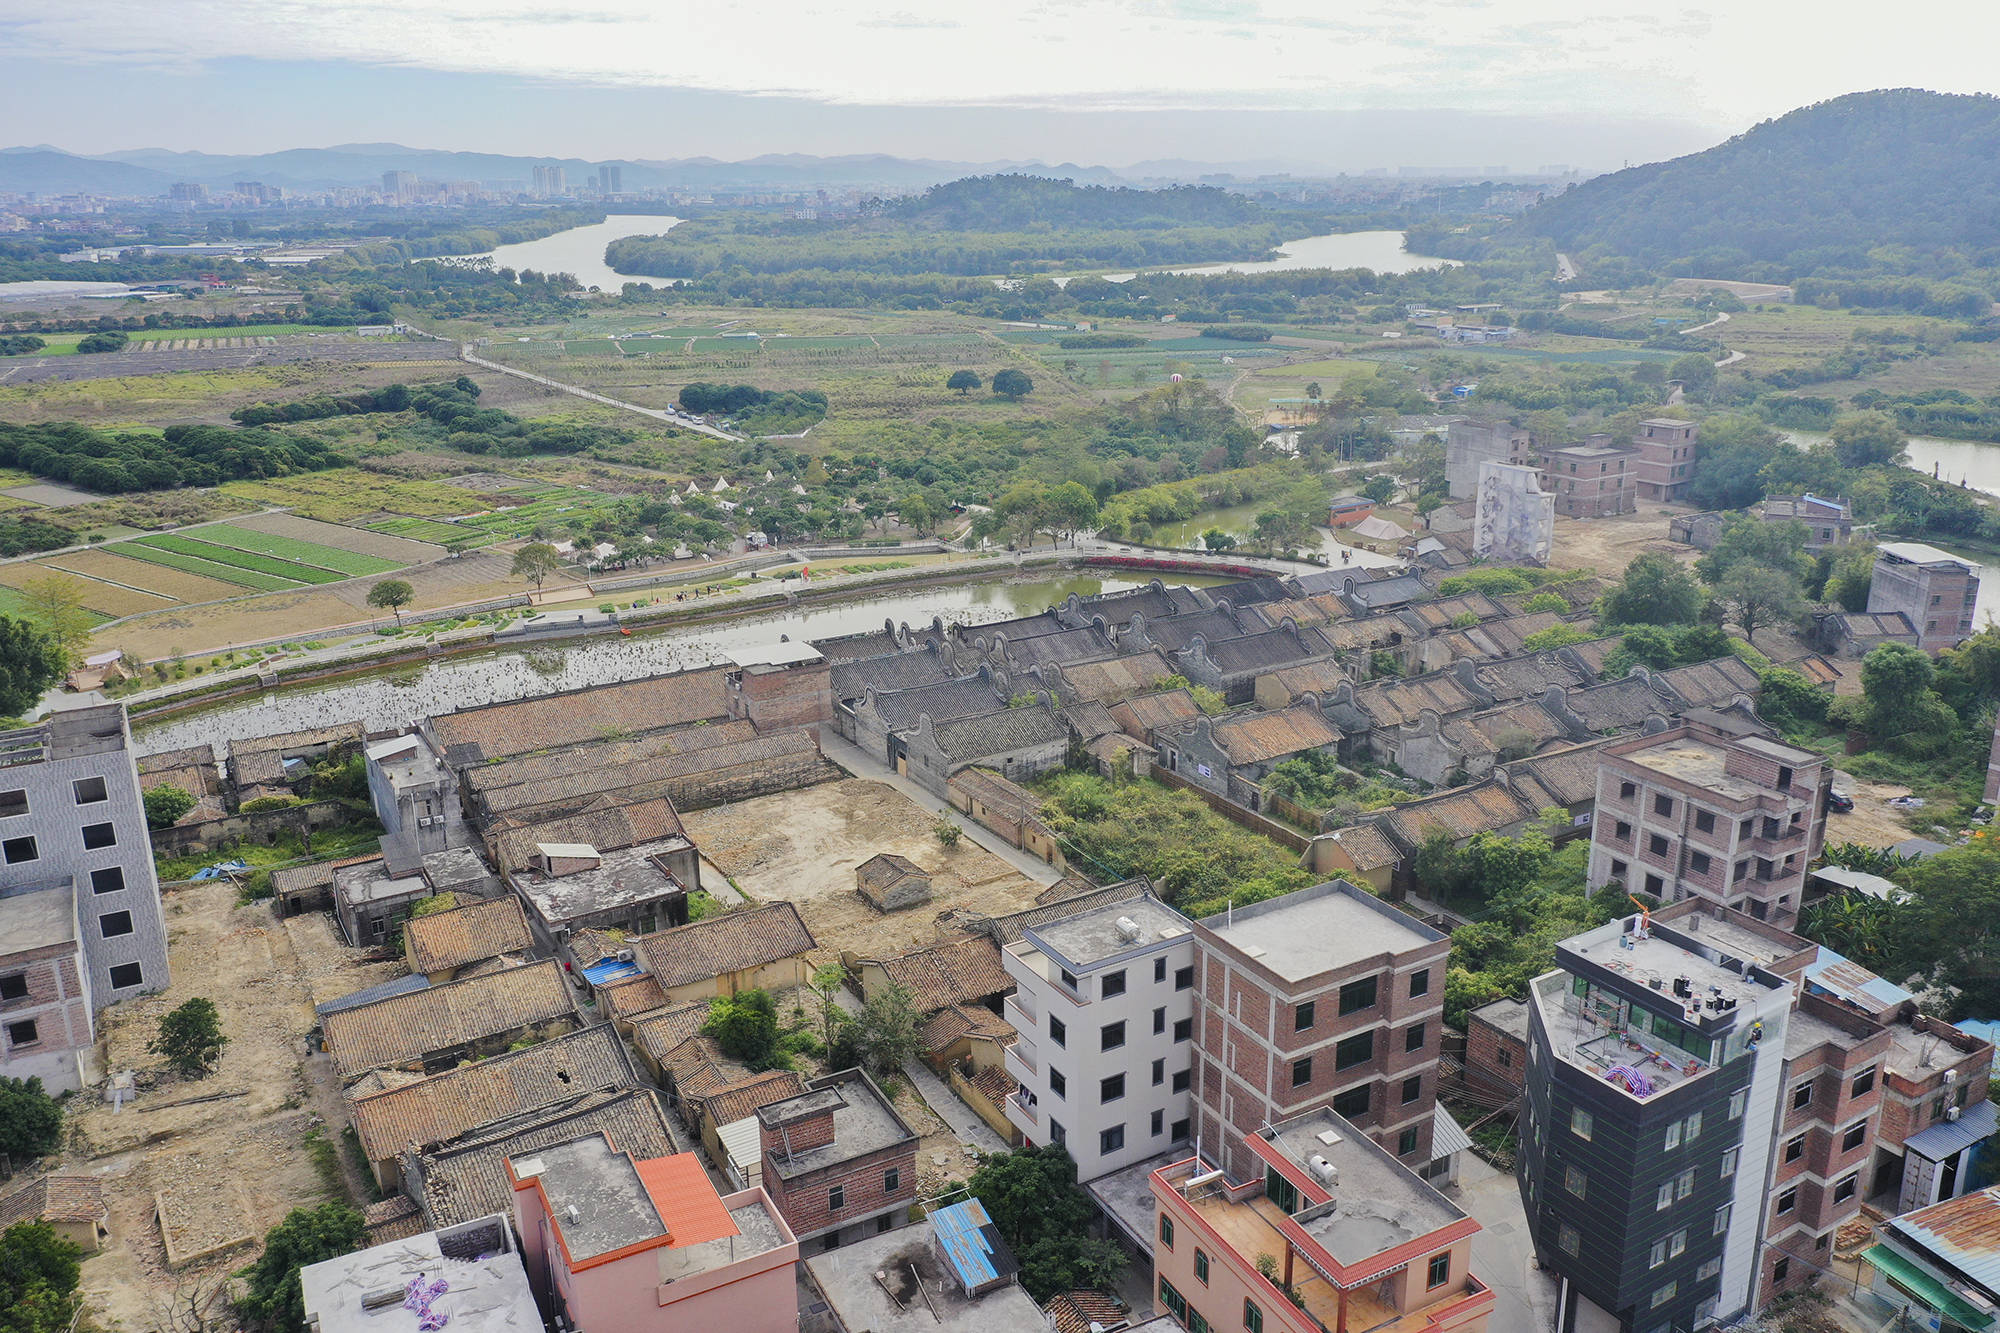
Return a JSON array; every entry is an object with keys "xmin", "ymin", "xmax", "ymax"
[{"xmin": 1350, "ymin": 515, "xmax": 1409, "ymax": 542}]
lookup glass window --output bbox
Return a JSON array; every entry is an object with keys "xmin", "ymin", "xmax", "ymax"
[
  {"xmin": 1176, "ymin": 965, "xmax": 1194, "ymax": 990},
  {"xmin": 1174, "ymin": 1017, "xmax": 1193, "ymax": 1042},
  {"xmin": 1784, "ymin": 1135, "xmax": 1804, "ymax": 1163},
  {"xmin": 1698, "ymin": 1259, "xmax": 1721, "ymax": 1281},
  {"xmin": 829, "ymin": 1184, "xmax": 845, "ymax": 1210},
  {"xmin": 1721, "ymin": 1148, "xmax": 1738, "ymax": 1178},
  {"xmin": 1174, "ymin": 1069, "xmax": 1192, "ymax": 1093},
  {"xmin": 1852, "ymin": 1066, "xmax": 1876, "ymax": 1097},
  {"xmin": 1100, "ymin": 1125, "xmax": 1125, "ymax": 1155},
  {"xmin": 90, "ymin": 866, "xmax": 126, "ymax": 896},
  {"xmin": 1245, "ymin": 1299, "xmax": 1263, "ymax": 1333},
  {"xmin": 1669, "ymin": 1230, "xmax": 1686, "ymax": 1258},
  {"xmin": 1154, "ymin": 1007, "xmax": 1167, "ymax": 1034},
  {"xmin": 1654, "ymin": 794, "xmax": 1674, "ymax": 816},
  {"xmin": 1160, "ymin": 1215, "xmax": 1174, "ymax": 1249},
  {"xmin": 1155, "ymin": 957, "xmax": 1167, "ymax": 984},
  {"xmin": 1649, "ymin": 1239, "xmax": 1667, "ymax": 1269},
  {"xmin": 81, "ymin": 822, "xmax": 116, "ymax": 850},
  {"xmin": 1652, "ymin": 1282, "xmax": 1677, "ymax": 1309},
  {"xmin": 1332, "ymin": 1085, "xmax": 1371, "ymax": 1119},
  {"xmin": 1714, "ymin": 1204, "xmax": 1732, "ymax": 1236},
  {"xmin": 1295, "ymin": 1001, "xmax": 1315, "ymax": 1031},
  {"xmin": 1777, "ymin": 1187, "xmax": 1796, "ymax": 1215},
  {"xmin": 1101, "ymin": 1021, "xmax": 1125, "ymax": 1051},
  {"xmin": 1405, "ymin": 1023, "xmax": 1426, "ymax": 1053},
  {"xmin": 1292, "ymin": 1057, "xmax": 1312, "ymax": 1088},
  {"xmin": 1060, "ymin": 969, "xmax": 1078, "ymax": 991},
  {"xmin": 1402, "ymin": 1075, "xmax": 1422, "ymax": 1105},
  {"xmin": 1338, "ymin": 976, "xmax": 1378, "ymax": 1015},
  {"xmin": 1558, "ymin": 1225, "xmax": 1580, "ymax": 1256},
  {"xmin": 0, "ymin": 973, "xmax": 25, "ymax": 1001},
  {"xmin": 1565, "ymin": 1165, "xmax": 1588, "ymax": 1198},
  {"xmin": 107, "ymin": 962, "xmax": 143, "ymax": 989},
  {"xmin": 1152, "ymin": 1109, "xmax": 1164, "ymax": 1136},
  {"xmin": 1050, "ymin": 1120, "xmax": 1065, "ymax": 1145},
  {"xmin": 1427, "ymin": 1254, "xmax": 1450, "ymax": 1289},
  {"xmin": 1677, "ymin": 1168, "xmax": 1695, "ymax": 1200},
  {"xmin": 1842, "ymin": 1122, "xmax": 1867, "ymax": 1152},
  {"xmin": 1834, "ymin": 1174, "xmax": 1857, "ymax": 1203},
  {"xmin": 1161, "ymin": 1279, "xmax": 1187, "ymax": 1319},
  {"xmin": 1728, "ymin": 1090, "xmax": 1747, "ymax": 1120},
  {"xmin": 1685, "ymin": 1111, "xmax": 1702, "ymax": 1143},
  {"xmin": 1792, "ymin": 1080, "xmax": 1814, "ymax": 1109},
  {"xmin": 1195, "ymin": 1249, "xmax": 1210, "ymax": 1286},
  {"xmin": 0, "ymin": 790, "xmax": 26, "ymax": 819},
  {"xmin": 1102, "ymin": 971, "xmax": 1127, "ymax": 998},
  {"xmin": 100, "ymin": 910, "xmax": 133, "ymax": 938},
  {"xmin": 1049, "ymin": 1016, "xmax": 1066, "ymax": 1047},
  {"xmin": 1571, "ymin": 1108, "xmax": 1593, "ymax": 1140},
  {"xmin": 72, "ymin": 776, "xmax": 108, "ymax": 805},
  {"xmin": 1335, "ymin": 1031, "xmax": 1374, "ymax": 1070},
  {"xmin": 1410, "ymin": 968, "xmax": 1430, "ymax": 997},
  {"xmin": 1172, "ymin": 1117, "xmax": 1190, "ymax": 1140},
  {"xmin": 1153, "ymin": 1058, "xmax": 1165, "ymax": 1086},
  {"xmin": 2, "ymin": 836, "xmax": 38, "ymax": 864},
  {"xmin": 1398, "ymin": 1127, "xmax": 1418, "ymax": 1156},
  {"xmin": 1050, "ymin": 1070, "xmax": 1066, "ymax": 1099},
  {"xmin": 1664, "ymin": 1121, "xmax": 1682, "ymax": 1150},
  {"xmin": 1695, "ymin": 810, "xmax": 1716, "ymax": 834},
  {"xmin": 884, "ymin": 1167, "xmax": 900, "ymax": 1193},
  {"xmin": 1101, "ymin": 1074, "xmax": 1125, "ymax": 1103}
]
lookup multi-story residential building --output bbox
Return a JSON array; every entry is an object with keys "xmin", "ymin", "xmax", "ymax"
[
  {"xmin": 1538, "ymin": 440, "xmax": 1638, "ymax": 518},
  {"xmin": 1002, "ymin": 892, "xmax": 1198, "ymax": 1182},
  {"xmin": 1518, "ymin": 898, "xmax": 1997, "ymax": 1332},
  {"xmin": 1760, "ymin": 495, "xmax": 1855, "ymax": 552},
  {"xmin": 1587, "ymin": 714, "xmax": 1829, "ymax": 930},
  {"xmin": 1152, "ymin": 1107, "xmax": 1494, "ymax": 1333},
  {"xmin": 301, "ymin": 1213, "xmax": 538, "ymax": 1333},
  {"xmin": 1193, "ymin": 881, "xmax": 1450, "ymax": 1182},
  {"xmin": 0, "ymin": 703, "xmax": 168, "ymax": 1092},
  {"xmin": 1867, "ymin": 541, "xmax": 1982, "ymax": 655},
  {"xmin": 755, "ymin": 1069, "xmax": 919, "ymax": 1250},
  {"xmin": 1632, "ymin": 419, "xmax": 1698, "ymax": 503},
  {"xmin": 1518, "ymin": 905, "xmax": 1796, "ymax": 1333},
  {"xmin": 1446, "ymin": 420, "xmax": 1533, "ymax": 498},
  {"xmin": 507, "ymin": 1133, "xmax": 799, "ymax": 1332}
]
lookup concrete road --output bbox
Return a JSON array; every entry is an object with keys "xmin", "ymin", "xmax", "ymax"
[{"xmin": 1457, "ymin": 1153, "xmax": 1557, "ymax": 1333}]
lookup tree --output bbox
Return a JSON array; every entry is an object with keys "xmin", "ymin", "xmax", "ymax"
[
  {"xmin": 1406, "ymin": 434, "xmax": 1448, "ymax": 497},
  {"xmin": 844, "ymin": 981, "xmax": 922, "ymax": 1078},
  {"xmin": 0, "ymin": 617, "xmax": 66, "ymax": 719},
  {"xmin": 1358, "ymin": 475, "xmax": 1397, "ymax": 504},
  {"xmin": 705, "ymin": 989, "xmax": 780, "ymax": 1067},
  {"xmin": 990, "ymin": 368, "xmax": 1034, "ymax": 400},
  {"xmin": 1819, "ymin": 542, "xmax": 1878, "ymax": 612},
  {"xmin": 151, "ymin": 998, "xmax": 226, "ymax": 1079},
  {"xmin": 1893, "ymin": 832, "xmax": 2000, "ymax": 1017},
  {"xmin": 964, "ymin": 1145, "xmax": 1121, "ymax": 1301},
  {"xmin": 364, "ymin": 579, "xmax": 413, "ymax": 624},
  {"xmin": 1199, "ymin": 528, "xmax": 1237, "ymax": 552},
  {"xmin": 1602, "ymin": 553, "xmax": 1703, "ymax": 626},
  {"xmin": 945, "ymin": 370, "xmax": 982, "ymax": 396},
  {"xmin": 1045, "ymin": 481, "xmax": 1098, "ymax": 543},
  {"xmin": 75, "ymin": 331, "xmax": 128, "ymax": 354},
  {"xmin": 1695, "ymin": 514, "xmax": 1812, "ymax": 586},
  {"xmin": 144, "ymin": 784, "xmax": 197, "ymax": 829},
  {"xmin": 1855, "ymin": 641, "xmax": 1957, "ymax": 754},
  {"xmin": 1716, "ymin": 565, "xmax": 1803, "ymax": 645},
  {"xmin": 15, "ymin": 576, "xmax": 94, "ymax": 667},
  {"xmin": 509, "ymin": 542, "xmax": 565, "ymax": 600},
  {"xmin": 932, "ymin": 816, "xmax": 961, "ymax": 848},
  {"xmin": 235, "ymin": 1204, "xmax": 365, "ymax": 1333},
  {"xmin": 1305, "ymin": 381, "xmax": 1323, "ymax": 402},
  {"xmin": 1828, "ymin": 410, "xmax": 1909, "ymax": 470},
  {"xmin": 0, "ymin": 1222, "xmax": 82, "ymax": 1333},
  {"xmin": 0, "ymin": 1077, "xmax": 62, "ymax": 1158}
]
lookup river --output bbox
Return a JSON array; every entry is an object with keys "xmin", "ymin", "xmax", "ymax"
[
  {"xmin": 131, "ymin": 571, "xmax": 1215, "ymax": 754},
  {"xmin": 1100, "ymin": 230, "xmax": 1458, "ymax": 283},
  {"xmin": 450, "ymin": 214, "xmax": 683, "ymax": 293},
  {"xmin": 1784, "ymin": 427, "xmax": 2000, "ymax": 498}
]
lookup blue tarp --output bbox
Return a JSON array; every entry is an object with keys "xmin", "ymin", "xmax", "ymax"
[
  {"xmin": 189, "ymin": 859, "xmax": 250, "ymax": 881},
  {"xmin": 582, "ymin": 958, "xmax": 640, "ymax": 986},
  {"xmin": 930, "ymin": 1199, "xmax": 1020, "ymax": 1291}
]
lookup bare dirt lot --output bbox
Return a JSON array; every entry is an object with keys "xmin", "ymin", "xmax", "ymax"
[
  {"xmin": 59, "ymin": 885, "xmax": 396, "ymax": 1332},
  {"xmin": 681, "ymin": 778, "xmax": 1044, "ymax": 962},
  {"xmin": 1547, "ymin": 506, "xmax": 1696, "ymax": 576},
  {"xmin": 1827, "ymin": 769, "xmax": 1928, "ymax": 849}
]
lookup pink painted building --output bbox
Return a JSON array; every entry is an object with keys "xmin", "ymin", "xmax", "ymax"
[
  {"xmin": 1151, "ymin": 1106, "xmax": 1494, "ymax": 1333},
  {"xmin": 507, "ymin": 1133, "xmax": 798, "ymax": 1333}
]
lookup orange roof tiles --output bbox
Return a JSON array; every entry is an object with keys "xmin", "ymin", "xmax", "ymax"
[{"xmin": 637, "ymin": 1154, "xmax": 739, "ymax": 1248}]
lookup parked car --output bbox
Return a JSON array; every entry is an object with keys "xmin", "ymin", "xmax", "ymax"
[{"xmin": 1827, "ymin": 790, "xmax": 1854, "ymax": 813}]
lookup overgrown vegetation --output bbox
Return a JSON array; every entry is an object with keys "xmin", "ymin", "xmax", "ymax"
[{"xmin": 964, "ymin": 1144, "xmax": 1128, "ymax": 1300}]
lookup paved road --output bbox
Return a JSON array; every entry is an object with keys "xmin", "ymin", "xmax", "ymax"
[
  {"xmin": 1457, "ymin": 1153, "xmax": 1558, "ymax": 1333},
  {"xmin": 456, "ymin": 346, "xmax": 743, "ymax": 442},
  {"xmin": 1555, "ymin": 253, "xmax": 1579, "ymax": 283}
]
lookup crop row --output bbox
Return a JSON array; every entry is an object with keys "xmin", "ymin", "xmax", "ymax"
[{"xmin": 131, "ymin": 534, "xmax": 347, "ymax": 584}]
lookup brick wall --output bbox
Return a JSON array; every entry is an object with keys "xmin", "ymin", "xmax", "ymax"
[
  {"xmin": 760, "ymin": 1141, "xmax": 917, "ymax": 1240},
  {"xmin": 1464, "ymin": 1016, "xmax": 1527, "ymax": 1095}
]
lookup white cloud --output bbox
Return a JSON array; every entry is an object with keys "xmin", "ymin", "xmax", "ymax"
[{"xmin": 6, "ymin": 0, "xmax": 1999, "ymax": 125}]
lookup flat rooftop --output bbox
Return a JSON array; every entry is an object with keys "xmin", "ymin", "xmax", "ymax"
[
  {"xmin": 1026, "ymin": 894, "xmax": 1191, "ymax": 970},
  {"xmin": 1200, "ymin": 881, "xmax": 1441, "ymax": 983},
  {"xmin": 804, "ymin": 1224, "xmax": 1044, "ymax": 1333},
  {"xmin": 299, "ymin": 1216, "xmax": 539, "ymax": 1333},
  {"xmin": 760, "ymin": 1075, "xmax": 913, "ymax": 1180},
  {"xmin": 1262, "ymin": 1109, "xmax": 1467, "ymax": 1266},
  {"xmin": 1619, "ymin": 737, "xmax": 1765, "ymax": 801},
  {"xmin": 514, "ymin": 839, "xmax": 690, "ymax": 924},
  {"xmin": 1878, "ymin": 541, "xmax": 1977, "ymax": 569},
  {"xmin": 0, "ymin": 882, "xmax": 76, "ymax": 955},
  {"xmin": 657, "ymin": 1197, "xmax": 787, "ymax": 1281},
  {"xmin": 509, "ymin": 1135, "xmax": 664, "ymax": 1262},
  {"xmin": 1567, "ymin": 924, "xmax": 1771, "ymax": 1012}
]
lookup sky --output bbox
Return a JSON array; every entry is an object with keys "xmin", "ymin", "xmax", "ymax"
[{"xmin": 3, "ymin": 0, "xmax": 1998, "ymax": 169}]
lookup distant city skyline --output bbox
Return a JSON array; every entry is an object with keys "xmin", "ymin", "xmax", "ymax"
[{"xmin": 3, "ymin": 2, "xmax": 1995, "ymax": 171}]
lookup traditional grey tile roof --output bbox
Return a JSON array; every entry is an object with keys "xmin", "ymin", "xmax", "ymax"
[
  {"xmin": 1378, "ymin": 782, "xmax": 1537, "ymax": 848},
  {"xmin": 1064, "ymin": 700, "xmax": 1121, "ymax": 740},
  {"xmin": 923, "ymin": 704, "xmax": 1069, "ymax": 765},
  {"xmin": 858, "ymin": 673, "xmax": 1007, "ymax": 733},
  {"xmin": 693, "ymin": 1070, "xmax": 806, "ymax": 1130},
  {"xmin": 1139, "ymin": 607, "xmax": 1261, "ymax": 654},
  {"xmin": 829, "ymin": 643, "xmax": 957, "ymax": 703},
  {"xmin": 231, "ymin": 720, "xmax": 366, "ymax": 786},
  {"xmin": 477, "ymin": 731, "xmax": 821, "ymax": 822},
  {"xmin": 487, "ymin": 795, "xmax": 687, "ymax": 872},
  {"xmin": 986, "ymin": 624, "xmax": 1118, "ymax": 669},
  {"xmin": 402, "ymin": 896, "xmax": 533, "ymax": 975},
  {"xmin": 412, "ymin": 1088, "xmax": 676, "ymax": 1227},
  {"xmin": 430, "ymin": 670, "xmax": 729, "ymax": 764},
  {"xmin": 1443, "ymin": 700, "xmax": 1570, "ymax": 759},
  {"xmin": 1318, "ymin": 824, "xmax": 1399, "ymax": 871},
  {"xmin": 1655, "ymin": 656, "xmax": 1762, "ymax": 709},
  {"xmin": 810, "ymin": 623, "xmax": 908, "ymax": 662},
  {"xmin": 1193, "ymin": 624, "xmax": 1337, "ymax": 676},
  {"xmin": 1502, "ymin": 741, "xmax": 1611, "ymax": 808},
  {"xmin": 348, "ymin": 1024, "xmax": 635, "ymax": 1162},
  {"xmin": 1173, "ymin": 704, "xmax": 1342, "ymax": 766},
  {"xmin": 947, "ymin": 768, "xmax": 1047, "ymax": 825},
  {"xmin": 629, "ymin": 1003, "xmax": 714, "ymax": 1067},
  {"xmin": 1336, "ymin": 572, "xmax": 1430, "ymax": 612},
  {"xmin": 1398, "ymin": 593, "xmax": 1509, "ymax": 632},
  {"xmin": 1355, "ymin": 672, "xmax": 1489, "ymax": 728},
  {"xmin": 857, "ymin": 853, "xmax": 928, "ymax": 891},
  {"xmin": 1066, "ymin": 582, "xmax": 1211, "ymax": 623},
  {"xmin": 461, "ymin": 719, "xmax": 759, "ymax": 799},
  {"xmin": 1256, "ymin": 658, "xmax": 1352, "ymax": 705},
  {"xmin": 634, "ymin": 902, "xmax": 815, "ymax": 990},
  {"xmin": 868, "ymin": 933, "xmax": 1013, "ymax": 1011},
  {"xmin": 1567, "ymin": 675, "xmax": 1675, "ymax": 732},
  {"xmin": 1474, "ymin": 652, "xmax": 1591, "ymax": 702},
  {"xmin": 0, "ymin": 1174, "xmax": 106, "ymax": 1229}
]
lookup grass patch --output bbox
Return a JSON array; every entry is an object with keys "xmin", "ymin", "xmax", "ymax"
[
  {"xmin": 111, "ymin": 541, "xmax": 301, "ymax": 591},
  {"xmin": 221, "ymin": 469, "xmax": 495, "ymax": 523},
  {"xmin": 131, "ymin": 534, "xmax": 346, "ymax": 584},
  {"xmin": 188, "ymin": 524, "xmax": 403, "ymax": 576},
  {"xmin": 368, "ymin": 517, "xmax": 482, "ymax": 543}
]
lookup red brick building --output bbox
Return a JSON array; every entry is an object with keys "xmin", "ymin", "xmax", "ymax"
[
  {"xmin": 1633, "ymin": 418, "xmax": 1698, "ymax": 503},
  {"xmin": 757, "ymin": 1069, "xmax": 919, "ymax": 1251}
]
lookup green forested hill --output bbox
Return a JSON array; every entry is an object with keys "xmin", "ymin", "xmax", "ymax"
[{"xmin": 1517, "ymin": 89, "xmax": 2000, "ymax": 279}]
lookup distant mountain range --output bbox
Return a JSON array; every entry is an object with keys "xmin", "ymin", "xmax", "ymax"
[
  {"xmin": 1515, "ymin": 88, "xmax": 2000, "ymax": 271},
  {"xmin": 0, "ymin": 142, "xmax": 1313, "ymax": 198}
]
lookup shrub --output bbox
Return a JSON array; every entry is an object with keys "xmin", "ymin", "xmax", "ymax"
[
  {"xmin": 151, "ymin": 997, "xmax": 227, "ymax": 1079},
  {"xmin": 143, "ymin": 783, "xmax": 197, "ymax": 828}
]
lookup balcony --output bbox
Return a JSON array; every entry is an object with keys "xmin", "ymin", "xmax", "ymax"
[{"xmin": 1005, "ymin": 990, "xmax": 1037, "ymax": 1026}]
